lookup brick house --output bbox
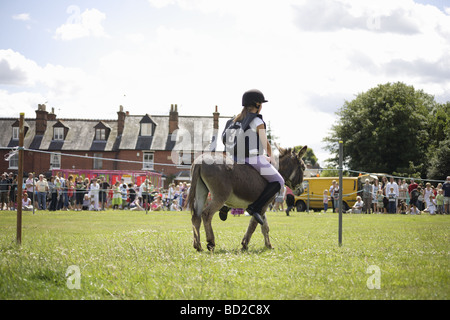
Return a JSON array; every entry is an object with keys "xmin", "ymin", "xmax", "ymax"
[{"xmin": 0, "ymin": 104, "xmax": 228, "ymax": 187}]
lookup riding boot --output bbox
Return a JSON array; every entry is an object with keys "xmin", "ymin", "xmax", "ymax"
[
  {"xmin": 246, "ymin": 182, "xmax": 281, "ymax": 225},
  {"xmin": 219, "ymin": 206, "xmax": 230, "ymax": 221}
]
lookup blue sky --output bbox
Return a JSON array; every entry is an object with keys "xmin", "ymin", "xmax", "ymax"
[{"xmin": 1, "ymin": 0, "xmax": 450, "ymax": 164}]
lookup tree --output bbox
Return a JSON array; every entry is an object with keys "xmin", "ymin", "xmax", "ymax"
[
  {"xmin": 427, "ymin": 102, "xmax": 450, "ymax": 180},
  {"xmin": 324, "ymin": 82, "xmax": 442, "ymax": 177}
]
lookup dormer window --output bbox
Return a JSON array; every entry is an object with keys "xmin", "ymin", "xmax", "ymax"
[
  {"xmin": 140, "ymin": 114, "xmax": 157, "ymax": 137},
  {"xmin": 52, "ymin": 121, "xmax": 69, "ymax": 141},
  {"xmin": 11, "ymin": 119, "xmax": 29, "ymax": 140},
  {"xmin": 95, "ymin": 128, "xmax": 106, "ymax": 140},
  {"xmin": 12, "ymin": 127, "xmax": 19, "ymax": 140},
  {"xmin": 93, "ymin": 121, "xmax": 111, "ymax": 141},
  {"xmin": 54, "ymin": 127, "xmax": 64, "ymax": 140},
  {"xmin": 141, "ymin": 123, "xmax": 153, "ymax": 136}
]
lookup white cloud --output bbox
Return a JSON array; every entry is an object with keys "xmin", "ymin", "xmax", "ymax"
[
  {"xmin": 54, "ymin": 8, "xmax": 107, "ymax": 41},
  {"xmin": 12, "ymin": 13, "xmax": 31, "ymax": 21}
]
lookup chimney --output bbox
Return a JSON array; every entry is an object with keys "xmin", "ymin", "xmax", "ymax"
[
  {"xmin": 35, "ymin": 104, "xmax": 48, "ymax": 135},
  {"xmin": 117, "ymin": 105, "xmax": 126, "ymax": 135},
  {"xmin": 169, "ymin": 104, "xmax": 179, "ymax": 134},
  {"xmin": 48, "ymin": 107, "xmax": 57, "ymax": 121},
  {"xmin": 213, "ymin": 105, "xmax": 220, "ymax": 130}
]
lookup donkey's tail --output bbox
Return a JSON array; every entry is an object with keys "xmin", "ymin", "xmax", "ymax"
[{"xmin": 186, "ymin": 163, "xmax": 202, "ymax": 216}]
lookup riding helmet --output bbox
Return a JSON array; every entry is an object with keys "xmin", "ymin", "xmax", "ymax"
[{"xmin": 242, "ymin": 89, "xmax": 268, "ymax": 107}]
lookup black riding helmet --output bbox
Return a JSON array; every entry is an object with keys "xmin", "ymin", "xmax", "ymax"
[{"xmin": 242, "ymin": 89, "xmax": 268, "ymax": 108}]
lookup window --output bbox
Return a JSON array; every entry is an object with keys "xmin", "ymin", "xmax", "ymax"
[
  {"xmin": 50, "ymin": 153, "xmax": 61, "ymax": 169},
  {"xmin": 93, "ymin": 153, "xmax": 103, "ymax": 170},
  {"xmin": 141, "ymin": 123, "xmax": 153, "ymax": 136},
  {"xmin": 143, "ymin": 152, "xmax": 154, "ymax": 170},
  {"xmin": 95, "ymin": 128, "xmax": 106, "ymax": 140},
  {"xmin": 54, "ymin": 127, "xmax": 64, "ymax": 141},
  {"xmin": 12, "ymin": 127, "xmax": 19, "ymax": 140},
  {"xmin": 9, "ymin": 153, "xmax": 18, "ymax": 169}
]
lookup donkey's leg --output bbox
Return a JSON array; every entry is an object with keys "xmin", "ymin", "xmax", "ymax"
[
  {"xmin": 241, "ymin": 217, "xmax": 259, "ymax": 251},
  {"xmin": 192, "ymin": 213, "xmax": 202, "ymax": 252},
  {"xmin": 202, "ymin": 198, "xmax": 227, "ymax": 252},
  {"xmin": 261, "ymin": 214, "xmax": 272, "ymax": 249},
  {"xmin": 192, "ymin": 179, "xmax": 209, "ymax": 252}
]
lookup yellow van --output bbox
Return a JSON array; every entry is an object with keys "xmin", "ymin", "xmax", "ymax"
[{"xmin": 294, "ymin": 174, "xmax": 372, "ymax": 212}]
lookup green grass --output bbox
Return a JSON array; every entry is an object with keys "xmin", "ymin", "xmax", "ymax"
[{"xmin": 0, "ymin": 210, "xmax": 448, "ymax": 300}]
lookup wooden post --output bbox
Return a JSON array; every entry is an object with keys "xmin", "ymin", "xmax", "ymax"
[
  {"xmin": 16, "ymin": 113, "xmax": 25, "ymax": 245},
  {"xmin": 338, "ymin": 140, "xmax": 343, "ymax": 247}
]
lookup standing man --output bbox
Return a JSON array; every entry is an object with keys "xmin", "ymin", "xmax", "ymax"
[
  {"xmin": 385, "ymin": 176, "xmax": 399, "ymax": 212},
  {"xmin": 442, "ymin": 176, "xmax": 450, "ymax": 214},
  {"xmin": 36, "ymin": 174, "xmax": 49, "ymax": 210}
]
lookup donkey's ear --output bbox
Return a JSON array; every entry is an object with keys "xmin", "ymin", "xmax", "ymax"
[{"xmin": 297, "ymin": 145, "xmax": 308, "ymax": 159}]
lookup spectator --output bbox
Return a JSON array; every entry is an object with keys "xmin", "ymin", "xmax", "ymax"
[
  {"xmin": 436, "ymin": 189, "xmax": 444, "ymax": 214},
  {"xmin": 329, "ymin": 180, "xmax": 337, "ymax": 213},
  {"xmin": 7, "ymin": 173, "xmax": 16, "ymax": 211},
  {"xmin": 48, "ymin": 176, "xmax": 58, "ymax": 211},
  {"xmin": 128, "ymin": 183, "xmax": 136, "ymax": 208},
  {"xmin": 82, "ymin": 194, "xmax": 90, "ymax": 210},
  {"xmin": 376, "ymin": 189, "xmax": 384, "ymax": 214},
  {"xmin": 348, "ymin": 195, "xmax": 364, "ymax": 213},
  {"xmin": 67, "ymin": 175, "xmax": 75, "ymax": 210},
  {"xmin": 99, "ymin": 176, "xmax": 110, "ymax": 210},
  {"xmin": 56, "ymin": 172, "xmax": 68, "ymax": 211},
  {"xmin": 170, "ymin": 199, "xmax": 180, "ymax": 211},
  {"xmin": 36, "ymin": 174, "xmax": 48, "ymax": 210},
  {"xmin": 417, "ymin": 185, "xmax": 424, "ymax": 211},
  {"xmin": 284, "ymin": 186, "xmax": 295, "ymax": 216},
  {"xmin": 424, "ymin": 192, "xmax": 436, "ymax": 214},
  {"xmin": 362, "ymin": 179, "xmax": 372, "ymax": 214},
  {"xmin": 0, "ymin": 173, "xmax": 9, "ymax": 210},
  {"xmin": 151, "ymin": 195, "xmax": 163, "ymax": 211},
  {"xmin": 385, "ymin": 177, "xmax": 399, "ymax": 212},
  {"xmin": 323, "ymin": 189, "xmax": 329, "ymax": 213},
  {"xmin": 75, "ymin": 176, "xmax": 85, "ymax": 211},
  {"xmin": 442, "ymin": 176, "xmax": 450, "ymax": 214},
  {"xmin": 25, "ymin": 173, "xmax": 35, "ymax": 209},
  {"xmin": 333, "ymin": 182, "xmax": 340, "ymax": 213},
  {"xmin": 112, "ymin": 181, "xmax": 122, "ymax": 210},
  {"xmin": 89, "ymin": 179, "xmax": 100, "ymax": 211},
  {"xmin": 22, "ymin": 192, "xmax": 33, "ymax": 211},
  {"xmin": 424, "ymin": 183, "xmax": 433, "ymax": 211},
  {"xmin": 120, "ymin": 183, "xmax": 128, "ymax": 209},
  {"xmin": 130, "ymin": 197, "xmax": 144, "ymax": 211},
  {"xmin": 273, "ymin": 185, "xmax": 286, "ymax": 212},
  {"xmin": 387, "ymin": 187, "xmax": 397, "ymax": 213},
  {"xmin": 372, "ymin": 178, "xmax": 380, "ymax": 214}
]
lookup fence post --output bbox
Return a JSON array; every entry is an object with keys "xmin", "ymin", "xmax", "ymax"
[
  {"xmin": 338, "ymin": 140, "xmax": 343, "ymax": 246},
  {"xmin": 16, "ymin": 113, "xmax": 25, "ymax": 245}
]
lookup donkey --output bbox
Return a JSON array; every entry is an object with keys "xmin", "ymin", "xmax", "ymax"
[{"xmin": 186, "ymin": 145, "xmax": 307, "ymax": 252}]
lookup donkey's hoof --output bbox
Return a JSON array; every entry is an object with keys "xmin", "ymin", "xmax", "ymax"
[{"xmin": 207, "ymin": 243, "xmax": 215, "ymax": 252}]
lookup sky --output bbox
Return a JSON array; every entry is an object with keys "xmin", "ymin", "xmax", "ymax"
[{"xmin": 1, "ymin": 0, "xmax": 449, "ymax": 166}]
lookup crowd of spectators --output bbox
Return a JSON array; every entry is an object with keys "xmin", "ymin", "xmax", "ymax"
[
  {"xmin": 1, "ymin": 171, "xmax": 449, "ymax": 216},
  {"xmin": 339, "ymin": 175, "xmax": 450, "ymax": 215},
  {"xmin": 0, "ymin": 171, "xmax": 191, "ymax": 212}
]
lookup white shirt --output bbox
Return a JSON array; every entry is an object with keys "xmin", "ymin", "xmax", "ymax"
[{"xmin": 385, "ymin": 182, "xmax": 398, "ymax": 196}]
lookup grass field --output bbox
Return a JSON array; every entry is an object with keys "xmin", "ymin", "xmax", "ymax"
[{"xmin": 0, "ymin": 209, "xmax": 448, "ymax": 300}]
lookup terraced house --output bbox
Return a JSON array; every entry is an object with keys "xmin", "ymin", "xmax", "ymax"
[{"xmin": 0, "ymin": 104, "xmax": 227, "ymax": 187}]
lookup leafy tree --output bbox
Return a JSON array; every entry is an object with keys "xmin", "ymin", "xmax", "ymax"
[
  {"xmin": 324, "ymin": 82, "xmax": 441, "ymax": 177},
  {"xmin": 427, "ymin": 102, "xmax": 450, "ymax": 180}
]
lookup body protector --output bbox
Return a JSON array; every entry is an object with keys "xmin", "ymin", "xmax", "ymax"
[{"xmin": 222, "ymin": 113, "xmax": 266, "ymax": 163}]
